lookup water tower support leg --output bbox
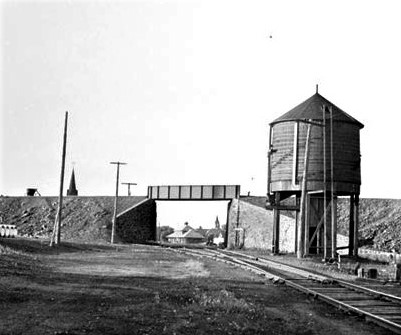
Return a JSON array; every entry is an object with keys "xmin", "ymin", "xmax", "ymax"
[
  {"xmin": 349, "ymin": 194, "xmax": 355, "ymax": 256},
  {"xmin": 224, "ymin": 200, "xmax": 232, "ymax": 248},
  {"xmin": 316, "ymin": 199, "xmax": 321, "ymax": 255},
  {"xmin": 294, "ymin": 196, "xmax": 300, "ymax": 253},
  {"xmin": 353, "ymin": 194, "xmax": 360, "ymax": 257},
  {"xmin": 304, "ymin": 193, "xmax": 310, "ymax": 256},
  {"xmin": 331, "ymin": 196, "xmax": 337, "ymax": 258},
  {"xmin": 272, "ymin": 192, "xmax": 280, "ymax": 254}
]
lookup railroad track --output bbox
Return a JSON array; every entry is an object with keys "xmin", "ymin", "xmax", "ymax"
[{"xmin": 173, "ymin": 247, "xmax": 401, "ymax": 334}]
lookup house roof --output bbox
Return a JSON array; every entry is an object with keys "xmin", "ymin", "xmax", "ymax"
[
  {"xmin": 270, "ymin": 93, "xmax": 364, "ymax": 129},
  {"xmin": 182, "ymin": 224, "xmax": 195, "ymax": 232},
  {"xmin": 196, "ymin": 228, "xmax": 208, "ymax": 237},
  {"xmin": 166, "ymin": 229, "xmax": 205, "ymax": 240},
  {"xmin": 166, "ymin": 231, "xmax": 186, "ymax": 238},
  {"xmin": 183, "ymin": 229, "xmax": 205, "ymax": 239}
]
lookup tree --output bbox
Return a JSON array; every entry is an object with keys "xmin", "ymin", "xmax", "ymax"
[{"xmin": 206, "ymin": 234, "xmax": 215, "ymax": 245}]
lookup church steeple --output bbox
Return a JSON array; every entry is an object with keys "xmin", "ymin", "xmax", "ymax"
[
  {"xmin": 67, "ymin": 168, "xmax": 78, "ymax": 196},
  {"xmin": 215, "ymin": 216, "xmax": 220, "ymax": 229}
]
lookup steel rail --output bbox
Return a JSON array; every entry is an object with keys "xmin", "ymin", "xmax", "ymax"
[
  {"xmin": 220, "ymin": 249, "xmax": 330, "ymax": 282},
  {"xmin": 220, "ymin": 250, "xmax": 401, "ymax": 334},
  {"xmin": 175, "ymin": 247, "xmax": 282, "ymax": 281},
  {"xmin": 283, "ymin": 278, "xmax": 401, "ymax": 335},
  {"xmin": 335, "ymin": 279, "xmax": 401, "ymax": 304},
  {"xmin": 222, "ymin": 249, "xmax": 401, "ymax": 305},
  {"xmin": 173, "ymin": 247, "xmax": 401, "ymax": 334}
]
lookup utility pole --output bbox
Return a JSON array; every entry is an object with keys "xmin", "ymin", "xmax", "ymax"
[
  {"xmin": 110, "ymin": 161, "xmax": 127, "ymax": 244},
  {"xmin": 122, "ymin": 182, "xmax": 137, "ymax": 196},
  {"xmin": 50, "ymin": 111, "xmax": 68, "ymax": 247}
]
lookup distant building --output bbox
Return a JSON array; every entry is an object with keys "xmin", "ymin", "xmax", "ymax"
[
  {"xmin": 215, "ymin": 216, "xmax": 220, "ymax": 229},
  {"xmin": 166, "ymin": 218, "xmax": 226, "ymax": 245},
  {"xmin": 166, "ymin": 222, "xmax": 205, "ymax": 244},
  {"xmin": 196, "ymin": 226, "xmax": 208, "ymax": 238},
  {"xmin": 212, "ymin": 231, "xmax": 225, "ymax": 245},
  {"xmin": 204, "ymin": 216, "xmax": 225, "ymax": 245},
  {"xmin": 0, "ymin": 223, "xmax": 17, "ymax": 238},
  {"xmin": 194, "ymin": 216, "xmax": 225, "ymax": 245}
]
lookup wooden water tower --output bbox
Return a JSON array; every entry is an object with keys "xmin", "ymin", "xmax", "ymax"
[{"xmin": 267, "ymin": 87, "xmax": 364, "ymax": 258}]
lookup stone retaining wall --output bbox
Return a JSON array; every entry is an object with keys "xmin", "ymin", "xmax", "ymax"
[
  {"xmin": 358, "ymin": 247, "xmax": 401, "ymax": 264},
  {"xmin": 116, "ymin": 199, "xmax": 157, "ymax": 243},
  {"xmin": 227, "ymin": 199, "xmax": 295, "ymax": 252}
]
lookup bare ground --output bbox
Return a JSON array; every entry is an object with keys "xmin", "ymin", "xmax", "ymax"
[{"xmin": 0, "ymin": 238, "xmax": 393, "ymax": 335}]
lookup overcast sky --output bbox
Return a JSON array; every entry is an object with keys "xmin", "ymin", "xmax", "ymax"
[{"xmin": 1, "ymin": 0, "xmax": 401, "ymax": 216}]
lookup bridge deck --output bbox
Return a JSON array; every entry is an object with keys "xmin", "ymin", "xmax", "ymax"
[{"xmin": 147, "ymin": 185, "xmax": 240, "ymax": 200}]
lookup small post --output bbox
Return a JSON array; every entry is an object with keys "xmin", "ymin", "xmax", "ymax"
[
  {"xmin": 50, "ymin": 111, "xmax": 68, "ymax": 247},
  {"xmin": 122, "ymin": 182, "xmax": 137, "ymax": 196},
  {"xmin": 110, "ymin": 161, "xmax": 127, "ymax": 244}
]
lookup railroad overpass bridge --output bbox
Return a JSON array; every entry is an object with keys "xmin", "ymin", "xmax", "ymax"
[{"xmin": 116, "ymin": 185, "xmax": 241, "ymax": 244}]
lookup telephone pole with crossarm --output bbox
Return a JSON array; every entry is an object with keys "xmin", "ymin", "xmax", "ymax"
[{"xmin": 110, "ymin": 161, "xmax": 127, "ymax": 244}]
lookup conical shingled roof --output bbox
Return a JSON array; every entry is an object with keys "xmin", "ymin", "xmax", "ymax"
[{"xmin": 270, "ymin": 93, "xmax": 364, "ymax": 129}]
